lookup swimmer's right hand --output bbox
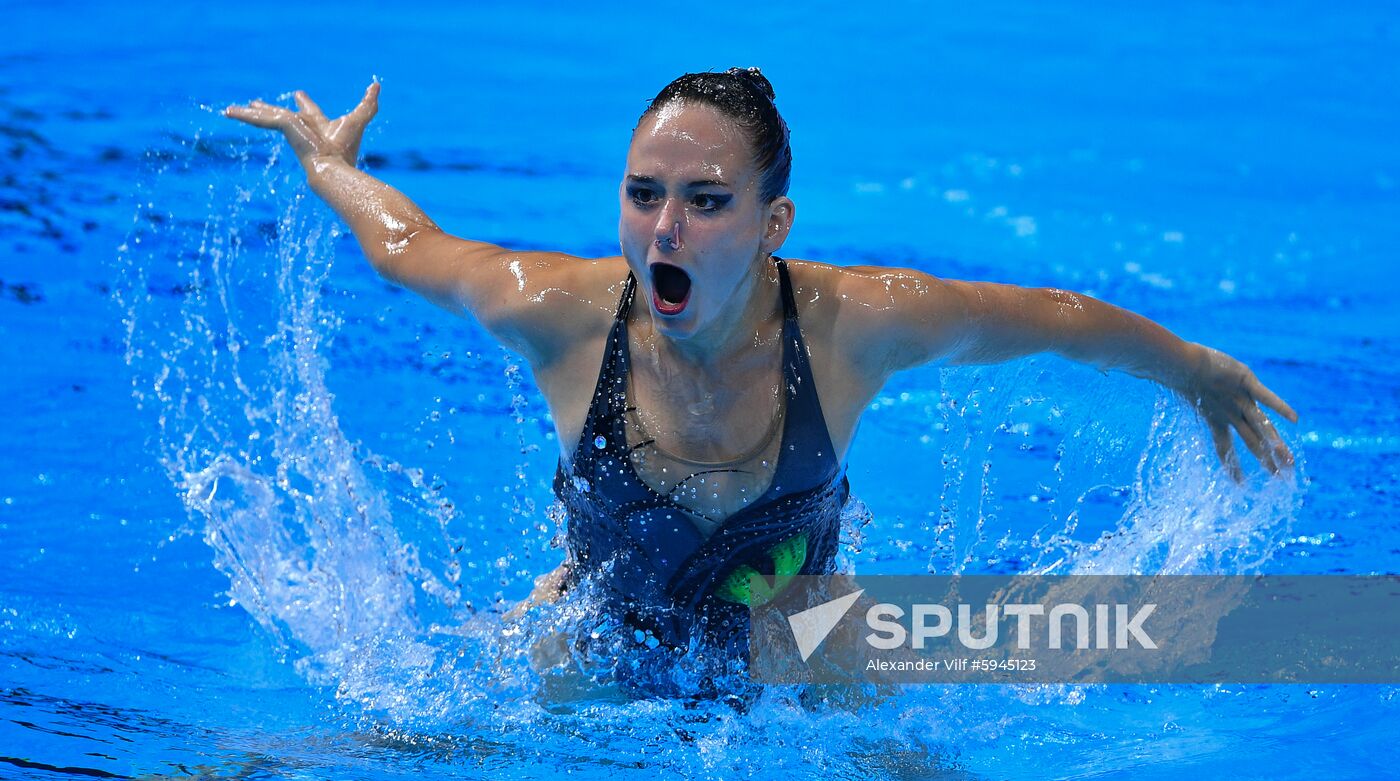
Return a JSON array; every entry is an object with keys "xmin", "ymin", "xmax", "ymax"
[{"xmin": 223, "ymin": 82, "xmax": 379, "ymax": 168}]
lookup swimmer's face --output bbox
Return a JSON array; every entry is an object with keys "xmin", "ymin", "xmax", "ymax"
[{"xmin": 619, "ymin": 101, "xmax": 792, "ymax": 338}]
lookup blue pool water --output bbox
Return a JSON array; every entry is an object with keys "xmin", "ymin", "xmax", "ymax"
[{"xmin": 4, "ymin": 1, "xmax": 1399, "ymax": 778}]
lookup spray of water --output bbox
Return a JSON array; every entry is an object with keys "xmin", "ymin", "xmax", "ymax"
[{"xmin": 115, "ymin": 128, "xmax": 527, "ymax": 728}]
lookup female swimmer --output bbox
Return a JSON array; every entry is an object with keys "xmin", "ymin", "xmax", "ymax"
[{"xmin": 225, "ymin": 69, "xmax": 1296, "ymax": 656}]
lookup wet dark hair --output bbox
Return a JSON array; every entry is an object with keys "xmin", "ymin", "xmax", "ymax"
[{"xmin": 638, "ymin": 67, "xmax": 792, "ymax": 203}]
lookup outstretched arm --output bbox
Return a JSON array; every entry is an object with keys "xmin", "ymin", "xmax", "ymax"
[
  {"xmin": 839, "ymin": 266, "xmax": 1298, "ymax": 481},
  {"xmin": 224, "ymin": 84, "xmax": 590, "ymax": 364}
]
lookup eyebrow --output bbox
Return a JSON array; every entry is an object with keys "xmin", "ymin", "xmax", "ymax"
[{"xmin": 625, "ymin": 174, "xmax": 731, "ymax": 189}]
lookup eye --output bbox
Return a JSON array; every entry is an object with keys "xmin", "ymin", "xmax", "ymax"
[
  {"xmin": 627, "ymin": 186, "xmax": 658, "ymax": 207},
  {"xmin": 692, "ymin": 193, "xmax": 731, "ymax": 211}
]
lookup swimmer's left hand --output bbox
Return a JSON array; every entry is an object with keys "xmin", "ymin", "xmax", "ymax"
[
  {"xmin": 1177, "ymin": 344, "xmax": 1298, "ymax": 483},
  {"xmin": 502, "ymin": 560, "xmax": 571, "ymax": 623}
]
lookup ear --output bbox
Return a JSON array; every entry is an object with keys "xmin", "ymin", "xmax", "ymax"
[{"xmin": 760, "ymin": 196, "xmax": 795, "ymax": 253}]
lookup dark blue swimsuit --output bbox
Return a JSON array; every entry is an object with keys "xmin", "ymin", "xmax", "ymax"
[{"xmin": 553, "ymin": 256, "xmax": 850, "ymax": 658}]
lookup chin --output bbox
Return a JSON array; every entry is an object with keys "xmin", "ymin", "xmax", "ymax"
[{"xmin": 649, "ymin": 308, "xmax": 699, "ymax": 339}]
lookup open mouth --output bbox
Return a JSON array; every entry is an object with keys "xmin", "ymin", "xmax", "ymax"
[{"xmin": 649, "ymin": 262, "xmax": 692, "ymax": 316}]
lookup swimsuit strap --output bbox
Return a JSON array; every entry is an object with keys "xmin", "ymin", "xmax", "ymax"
[
  {"xmin": 773, "ymin": 255, "xmax": 799, "ymax": 322},
  {"xmin": 615, "ymin": 273, "xmax": 638, "ymax": 320}
]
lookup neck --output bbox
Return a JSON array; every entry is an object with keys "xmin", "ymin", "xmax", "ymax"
[{"xmin": 647, "ymin": 255, "xmax": 782, "ymax": 373}]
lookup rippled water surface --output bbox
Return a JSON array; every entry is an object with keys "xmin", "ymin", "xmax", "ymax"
[{"xmin": 3, "ymin": 2, "xmax": 1398, "ymax": 779}]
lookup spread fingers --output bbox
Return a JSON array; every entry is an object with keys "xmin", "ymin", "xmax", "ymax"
[
  {"xmin": 223, "ymin": 104, "xmax": 286, "ymax": 129},
  {"xmin": 1244, "ymin": 406, "xmax": 1294, "ymax": 470},
  {"xmin": 1247, "ymin": 376, "xmax": 1298, "ymax": 423},
  {"xmin": 1209, "ymin": 418, "xmax": 1244, "ymax": 483},
  {"xmin": 293, "ymin": 90, "xmax": 328, "ymax": 124},
  {"xmin": 350, "ymin": 81, "xmax": 380, "ymax": 123},
  {"xmin": 1231, "ymin": 409, "xmax": 1278, "ymax": 474}
]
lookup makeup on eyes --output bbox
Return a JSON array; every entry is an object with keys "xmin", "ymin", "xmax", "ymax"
[
  {"xmin": 624, "ymin": 176, "xmax": 733, "ymax": 212},
  {"xmin": 625, "ymin": 185, "xmax": 732, "ymax": 212}
]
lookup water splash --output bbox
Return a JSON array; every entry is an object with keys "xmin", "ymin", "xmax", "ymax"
[
  {"xmin": 894, "ymin": 360, "xmax": 1305, "ymax": 578},
  {"xmin": 115, "ymin": 128, "xmax": 498, "ymax": 727}
]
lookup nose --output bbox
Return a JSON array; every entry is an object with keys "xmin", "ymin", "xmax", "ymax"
[{"xmin": 653, "ymin": 202, "xmax": 683, "ymax": 252}]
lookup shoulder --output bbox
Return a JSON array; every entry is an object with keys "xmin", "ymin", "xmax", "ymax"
[
  {"xmin": 780, "ymin": 257, "xmax": 972, "ymax": 374},
  {"xmin": 782, "ymin": 258, "xmax": 952, "ymax": 310},
  {"xmin": 483, "ymin": 253, "xmax": 631, "ymax": 368},
  {"xmin": 525, "ymin": 252, "xmax": 630, "ymax": 305}
]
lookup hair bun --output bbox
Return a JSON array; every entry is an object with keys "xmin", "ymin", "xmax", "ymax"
[{"xmin": 726, "ymin": 66, "xmax": 777, "ymax": 101}]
